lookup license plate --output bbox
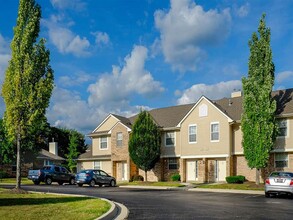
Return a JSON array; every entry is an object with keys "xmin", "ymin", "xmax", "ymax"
[{"xmin": 275, "ymin": 178, "xmax": 284, "ymax": 183}]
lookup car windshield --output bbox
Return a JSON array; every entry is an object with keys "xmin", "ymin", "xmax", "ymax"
[{"xmin": 270, "ymin": 172, "xmax": 293, "ymax": 178}]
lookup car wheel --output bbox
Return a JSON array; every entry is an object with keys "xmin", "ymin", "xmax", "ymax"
[
  {"xmin": 110, "ymin": 180, "xmax": 116, "ymax": 187},
  {"xmin": 69, "ymin": 178, "xmax": 75, "ymax": 185},
  {"xmin": 33, "ymin": 180, "xmax": 40, "ymax": 185},
  {"xmin": 78, "ymin": 183, "xmax": 83, "ymax": 187},
  {"xmin": 45, "ymin": 177, "xmax": 52, "ymax": 185},
  {"xmin": 89, "ymin": 179, "xmax": 95, "ymax": 187},
  {"xmin": 265, "ymin": 192, "xmax": 270, "ymax": 198},
  {"xmin": 58, "ymin": 181, "xmax": 63, "ymax": 185}
]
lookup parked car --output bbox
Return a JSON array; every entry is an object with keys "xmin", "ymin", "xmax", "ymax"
[
  {"xmin": 75, "ymin": 169, "xmax": 116, "ymax": 187},
  {"xmin": 265, "ymin": 171, "xmax": 293, "ymax": 198},
  {"xmin": 28, "ymin": 165, "xmax": 76, "ymax": 185}
]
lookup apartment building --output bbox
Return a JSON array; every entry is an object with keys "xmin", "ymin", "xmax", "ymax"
[{"xmin": 77, "ymin": 88, "xmax": 293, "ymax": 182}]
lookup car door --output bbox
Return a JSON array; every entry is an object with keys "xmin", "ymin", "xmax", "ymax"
[
  {"xmin": 99, "ymin": 170, "xmax": 110, "ymax": 184},
  {"xmin": 93, "ymin": 170, "xmax": 103, "ymax": 184},
  {"xmin": 61, "ymin": 167, "xmax": 70, "ymax": 182},
  {"xmin": 53, "ymin": 166, "xmax": 62, "ymax": 181}
]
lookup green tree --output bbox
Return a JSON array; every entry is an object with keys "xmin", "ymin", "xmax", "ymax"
[
  {"xmin": 49, "ymin": 127, "xmax": 87, "ymax": 159},
  {"xmin": 66, "ymin": 131, "xmax": 80, "ymax": 173},
  {"xmin": 241, "ymin": 14, "xmax": 277, "ymax": 185},
  {"xmin": 0, "ymin": 118, "xmax": 14, "ymax": 164},
  {"xmin": 1, "ymin": 0, "xmax": 54, "ymax": 189},
  {"xmin": 129, "ymin": 111, "xmax": 161, "ymax": 181}
]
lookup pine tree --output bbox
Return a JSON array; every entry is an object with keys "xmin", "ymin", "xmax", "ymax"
[
  {"xmin": 129, "ymin": 111, "xmax": 161, "ymax": 181},
  {"xmin": 1, "ymin": 0, "xmax": 54, "ymax": 189},
  {"xmin": 241, "ymin": 14, "xmax": 277, "ymax": 185}
]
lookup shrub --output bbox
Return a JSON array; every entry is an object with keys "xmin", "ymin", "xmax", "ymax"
[
  {"xmin": 0, "ymin": 170, "xmax": 8, "ymax": 179},
  {"xmin": 226, "ymin": 175, "xmax": 245, "ymax": 184},
  {"xmin": 130, "ymin": 174, "xmax": 144, "ymax": 182},
  {"xmin": 171, "ymin": 173, "xmax": 181, "ymax": 182}
]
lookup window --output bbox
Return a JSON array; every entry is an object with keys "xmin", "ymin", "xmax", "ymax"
[
  {"xmin": 189, "ymin": 125, "xmax": 197, "ymax": 143},
  {"xmin": 61, "ymin": 167, "xmax": 68, "ymax": 173},
  {"xmin": 94, "ymin": 161, "xmax": 101, "ymax": 169},
  {"xmin": 211, "ymin": 123, "xmax": 219, "ymax": 141},
  {"xmin": 44, "ymin": 160, "xmax": 54, "ymax": 166},
  {"xmin": 275, "ymin": 153, "xmax": 288, "ymax": 168},
  {"xmin": 277, "ymin": 119, "xmax": 287, "ymax": 137},
  {"xmin": 54, "ymin": 166, "xmax": 60, "ymax": 172},
  {"xmin": 168, "ymin": 158, "xmax": 178, "ymax": 170},
  {"xmin": 117, "ymin": 132, "xmax": 123, "ymax": 147},
  {"xmin": 165, "ymin": 132, "xmax": 175, "ymax": 146},
  {"xmin": 100, "ymin": 136, "xmax": 108, "ymax": 149},
  {"xmin": 199, "ymin": 104, "xmax": 208, "ymax": 117}
]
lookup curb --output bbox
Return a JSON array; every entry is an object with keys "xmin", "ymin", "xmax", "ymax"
[
  {"xmin": 188, "ymin": 188, "xmax": 264, "ymax": 195},
  {"xmin": 28, "ymin": 191, "xmax": 129, "ymax": 220}
]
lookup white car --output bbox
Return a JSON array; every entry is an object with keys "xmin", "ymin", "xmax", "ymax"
[{"xmin": 265, "ymin": 171, "xmax": 293, "ymax": 198}]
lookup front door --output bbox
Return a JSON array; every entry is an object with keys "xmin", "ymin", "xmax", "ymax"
[
  {"xmin": 187, "ymin": 161, "xmax": 198, "ymax": 181},
  {"xmin": 216, "ymin": 160, "xmax": 226, "ymax": 182}
]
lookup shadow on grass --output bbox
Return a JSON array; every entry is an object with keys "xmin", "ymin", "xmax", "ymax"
[{"xmin": 0, "ymin": 196, "xmax": 94, "ymax": 207}]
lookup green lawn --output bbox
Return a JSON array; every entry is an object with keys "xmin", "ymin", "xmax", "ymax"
[
  {"xmin": 0, "ymin": 177, "xmax": 33, "ymax": 185},
  {"xmin": 197, "ymin": 182, "xmax": 265, "ymax": 191},
  {"xmin": 0, "ymin": 188, "xmax": 110, "ymax": 220},
  {"xmin": 118, "ymin": 181, "xmax": 185, "ymax": 187}
]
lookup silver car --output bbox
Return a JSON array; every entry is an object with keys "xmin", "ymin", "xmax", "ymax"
[{"xmin": 265, "ymin": 171, "xmax": 293, "ymax": 198}]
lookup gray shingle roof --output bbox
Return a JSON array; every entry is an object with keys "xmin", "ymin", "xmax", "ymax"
[{"xmin": 37, "ymin": 149, "xmax": 65, "ymax": 161}]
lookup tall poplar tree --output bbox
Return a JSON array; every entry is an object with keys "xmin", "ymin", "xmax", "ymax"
[
  {"xmin": 1, "ymin": 0, "xmax": 54, "ymax": 189},
  {"xmin": 129, "ymin": 111, "xmax": 161, "ymax": 181},
  {"xmin": 241, "ymin": 14, "xmax": 277, "ymax": 185}
]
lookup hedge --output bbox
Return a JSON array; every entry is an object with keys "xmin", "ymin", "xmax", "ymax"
[{"xmin": 225, "ymin": 175, "xmax": 245, "ymax": 184}]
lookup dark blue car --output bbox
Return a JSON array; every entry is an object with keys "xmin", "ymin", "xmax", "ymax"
[{"xmin": 75, "ymin": 169, "xmax": 116, "ymax": 187}]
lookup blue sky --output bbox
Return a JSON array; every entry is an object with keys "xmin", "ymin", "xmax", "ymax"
[{"xmin": 0, "ymin": 0, "xmax": 293, "ymax": 138}]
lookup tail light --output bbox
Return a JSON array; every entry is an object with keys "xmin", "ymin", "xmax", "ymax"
[
  {"xmin": 86, "ymin": 173, "xmax": 90, "ymax": 177},
  {"xmin": 290, "ymin": 179, "xmax": 293, "ymax": 186},
  {"xmin": 265, "ymin": 178, "xmax": 270, "ymax": 185}
]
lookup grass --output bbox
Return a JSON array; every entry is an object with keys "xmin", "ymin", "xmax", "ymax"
[
  {"xmin": 118, "ymin": 181, "xmax": 185, "ymax": 187},
  {"xmin": 0, "ymin": 177, "xmax": 33, "ymax": 185},
  {"xmin": 197, "ymin": 181, "xmax": 265, "ymax": 191},
  {"xmin": 0, "ymin": 188, "xmax": 110, "ymax": 220}
]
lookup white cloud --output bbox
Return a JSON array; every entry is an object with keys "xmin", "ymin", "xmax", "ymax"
[
  {"xmin": 87, "ymin": 45, "xmax": 164, "ymax": 106},
  {"xmin": 234, "ymin": 3, "xmax": 250, "ymax": 17},
  {"xmin": 177, "ymin": 80, "xmax": 242, "ymax": 104},
  {"xmin": 276, "ymin": 71, "xmax": 293, "ymax": 84},
  {"xmin": 43, "ymin": 15, "xmax": 91, "ymax": 57},
  {"xmin": 92, "ymin": 32, "xmax": 110, "ymax": 46},
  {"xmin": 58, "ymin": 71, "xmax": 95, "ymax": 87},
  {"xmin": 0, "ymin": 34, "xmax": 11, "ymax": 118},
  {"xmin": 154, "ymin": 0, "xmax": 231, "ymax": 73},
  {"xmin": 47, "ymin": 87, "xmax": 144, "ymax": 134},
  {"xmin": 48, "ymin": 26, "xmax": 90, "ymax": 56},
  {"xmin": 50, "ymin": 0, "xmax": 86, "ymax": 11}
]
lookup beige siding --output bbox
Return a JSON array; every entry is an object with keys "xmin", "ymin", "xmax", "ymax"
[
  {"xmin": 92, "ymin": 136, "xmax": 111, "ymax": 156},
  {"xmin": 77, "ymin": 160, "xmax": 112, "ymax": 175},
  {"xmin": 232, "ymin": 124, "xmax": 243, "ymax": 154},
  {"xmin": 95, "ymin": 115, "xmax": 119, "ymax": 132},
  {"xmin": 180, "ymin": 98, "xmax": 231, "ymax": 157},
  {"xmin": 161, "ymin": 130, "xmax": 181, "ymax": 157},
  {"xmin": 101, "ymin": 160, "xmax": 112, "ymax": 175},
  {"xmin": 274, "ymin": 117, "xmax": 293, "ymax": 151}
]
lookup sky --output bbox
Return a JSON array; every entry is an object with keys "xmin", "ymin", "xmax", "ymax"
[{"xmin": 0, "ymin": 0, "xmax": 293, "ymax": 139}]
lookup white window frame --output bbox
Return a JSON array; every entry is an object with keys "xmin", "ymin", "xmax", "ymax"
[
  {"xmin": 165, "ymin": 132, "xmax": 175, "ymax": 147},
  {"xmin": 100, "ymin": 136, "xmax": 108, "ymax": 150},
  {"xmin": 116, "ymin": 132, "xmax": 123, "ymax": 147},
  {"xmin": 274, "ymin": 153, "xmax": 288, "ymax": 168},
  {"xmin": 188, "ymin": 124, "xmax": 197, "ymax": 144},
  {"xmin": 277, "ymin": 119, "xmax": 288, "ymax": 138},
  {"xmin": 93, "ymin": 161, "xmax": 101, "ymax": 169},
  {"xmin": 210, "ymin": 122, "xmax": 220, "ymax": 142}
]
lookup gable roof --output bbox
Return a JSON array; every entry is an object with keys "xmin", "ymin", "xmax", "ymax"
[
  {"xmin": 91, "ymin": 88, "xmax": 293, "ymax": 132},
  {"xmin": 37, "ymin": 149, "xmax": 65, "ymax": 161},
  {"xmin": 129, "ymin": 103, "xmax": 194, "ymax": 128}
]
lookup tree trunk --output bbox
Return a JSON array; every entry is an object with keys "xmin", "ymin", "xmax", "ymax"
[
  {"xmin": 145, "ymin": 170, "xmax": 148, "ymax": 182},
  {"xmin": 16, "ymin": 131, "xmax": 21, "ymax": 189},
  {"xmin": 255, "ymin": 168, "xmax": 260, "ymax": 185}
]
